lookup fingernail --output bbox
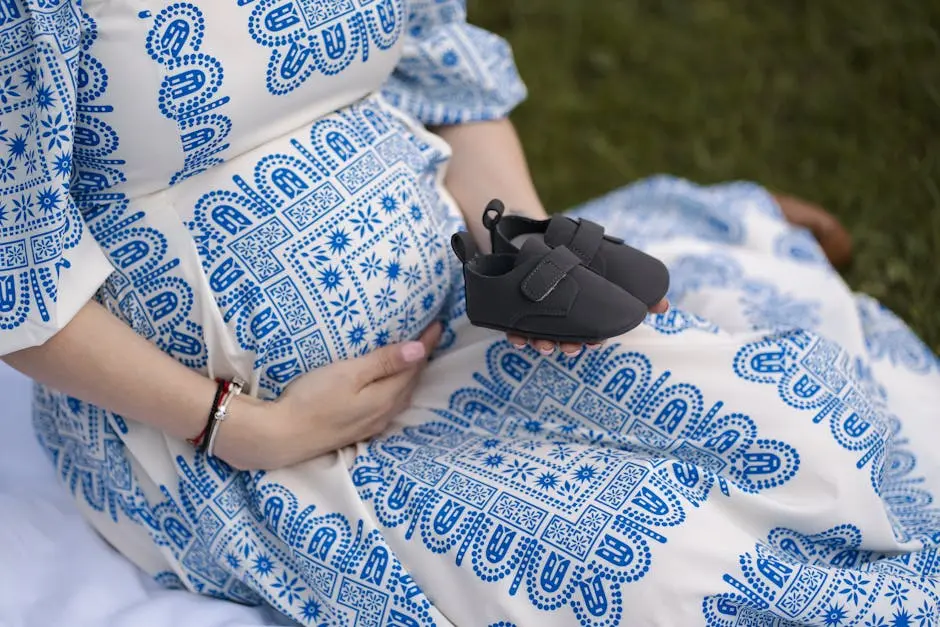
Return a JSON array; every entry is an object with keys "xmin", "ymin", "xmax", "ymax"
[
  {"xmin": 511, "ymin": 342, "xmax": 526, "ymax": 350},
  {"xmin": 564, "ymin": 349, "xmax": 582, "ymax": 357},
  {"xmin": 401, "ymin": 342, "xmax": 427, "ymax": 363},
  {"xmin": 539, "ymin": 347, "xmax": 555, "ymax": 356},
  {"xmin": 588, "ymin": 343, "xmax": 602, "ymax": 350}
]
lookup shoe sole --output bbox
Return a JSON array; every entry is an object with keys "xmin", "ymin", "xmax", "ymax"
[{"xmin": 466, "ymin": 309, "xmax": 650, "ymax": 345}]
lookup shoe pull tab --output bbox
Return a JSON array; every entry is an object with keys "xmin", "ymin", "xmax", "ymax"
[
  {"xmin": 482, "ymin": 198, "xmax": 505, "ymax": 232},
  {"xmin": 451, "ymin": 230, "xmax": 479, "ymax": 264}
]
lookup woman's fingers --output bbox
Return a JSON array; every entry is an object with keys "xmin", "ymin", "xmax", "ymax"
[
  {"xmin": 506, "ymin": 333, "xmax": 527, "ymax": 349},
  {"xmin": 503, "ymin": 298, "xmax": 671, "ymax": 357},
  {"xmin": 649, "ymin": 298, "xmax": 669, "ymax": 314},
  {"xmin": 559, "ymin": 342, "xmax": 583, "ymax": 355},
  {"xmin": 506, "ymin": 336, "xmax": 591, "ymax": 356},
  {"xmin": 361, "ymin": 363, "xmax": 425, "ymax": 413},
  {"xmin": 418, "ymin": 321, "xmax": 444, "ymax": 354},
  {"xmin": 531, "ymin": 339, "xmax": 555, "ymax": 355},
  {"xmin": 363, "ymin": 322, "xmax": 441, "ymax": 402},
  {"xmin": 359, "ymin": 355, "xmax": 429, "ymax": 439},
  {"xmin": 353, "ymin": 322, "xmax": 442, "ymax": 387},
  {"xmin": 507, "ymin": 333, "xmax": 558, "ymax": 355},
  {"xmin": 355, "ymin": 341, "xmax": 427, "ymax": 386}
]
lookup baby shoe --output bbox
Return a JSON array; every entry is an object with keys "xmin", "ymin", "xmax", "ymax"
[
  {"xmin": 483, "ymin": 199, "xmax": 670, "ymax": 308},
  {"xmin": 451, "ymin": 230, "xmax": 650, "ymax": 344}
]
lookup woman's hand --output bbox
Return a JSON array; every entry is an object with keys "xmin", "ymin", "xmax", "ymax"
[
  {"xmin": 215, "ymin": 323, "xmax": 443, "ymax": 470},
  {"xmin": 431, "ymin": 120, "xmax": 671, "ymax": 358}
]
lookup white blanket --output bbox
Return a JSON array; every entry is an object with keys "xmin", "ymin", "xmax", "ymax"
[{"xmin": 0, "ymin": 363, "xmax": 289, "ymax": 627}]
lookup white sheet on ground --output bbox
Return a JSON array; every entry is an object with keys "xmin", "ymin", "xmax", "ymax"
[{"xmin": 0, "ymin": 363, "xmax": 287, "ymax": 627}]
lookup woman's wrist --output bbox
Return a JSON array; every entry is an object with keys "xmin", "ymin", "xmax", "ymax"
[
  {"xmin": 434, "ymin": 119, "xmax": 548, "ymax": 227},
  {"xmin": 211, "ymin": 393, "xmax": 277, "ymax": 469},
  {"xmin": 504, "ymin": 204, "xmax": 549, "ymax": 220}
]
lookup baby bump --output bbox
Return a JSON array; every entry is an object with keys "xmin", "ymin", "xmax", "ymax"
[{"xmin": 189, "ymin": 100, "xmax": 464, "ymax": 396}]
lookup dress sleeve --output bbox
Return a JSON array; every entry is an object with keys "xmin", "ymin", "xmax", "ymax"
[
  {"xmin": 381, "ymin": 0, "xmax": 528, "ymax": 126},
  {"xmin": 0, "ymin": 1, "xmax": 113, "ymax": 356}
]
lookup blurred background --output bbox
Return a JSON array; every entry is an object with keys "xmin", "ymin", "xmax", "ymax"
[{"xmin": 468, "ymin": 0, "xmax": 940, "ymax": 353}]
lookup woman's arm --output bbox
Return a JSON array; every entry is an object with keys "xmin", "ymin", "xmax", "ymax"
[
  {"xmin": 3, "ymin": 301, "xmax": 233, "ymax": 442},
  {"xmin": 434, "ymin": 118, "xmax": 548, "ymax": 252},
  {"xmin": 3, "ymin": 300, "xmax": 440, "ymax": 470},
  {"xmin": 433, "ymin": 118, "xmax": 598, "ymax": 354}
]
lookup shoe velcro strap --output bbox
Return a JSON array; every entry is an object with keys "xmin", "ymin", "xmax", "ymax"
[
  {"xmin": 567, "ymin": 218, "xmax": 606, "ymax": 265},
  {"xmin": 521, "ymin": 246, "xmax": 582, "ymax": 302}
]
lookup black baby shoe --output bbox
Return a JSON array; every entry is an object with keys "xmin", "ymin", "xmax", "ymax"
[
  {"xmin": 451, "ymin": 230, "xmax": 650, "ymax": 344},
  {"xmin": 483, "ymin": 199, "xmax": 670, "ymax": 308}
]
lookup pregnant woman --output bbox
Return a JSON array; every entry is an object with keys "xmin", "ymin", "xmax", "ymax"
[{"xmin": 2, "ymin": 1, "xmax": 938, "ymax": 625}]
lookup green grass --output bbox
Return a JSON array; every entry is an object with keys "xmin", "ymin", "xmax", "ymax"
[{"xmin": 468, "ymin": 0, "xmax": 940, "ymax": 352}]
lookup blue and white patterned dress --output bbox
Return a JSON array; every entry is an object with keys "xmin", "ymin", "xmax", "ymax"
[{"xmin": 2, "ymin": 1, "xmax": 939, "ymax": 625}]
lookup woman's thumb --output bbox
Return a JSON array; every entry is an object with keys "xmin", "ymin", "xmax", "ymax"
[{"xmin": 361, "ymin": 341, "xmax": 427, "ymax": 383}]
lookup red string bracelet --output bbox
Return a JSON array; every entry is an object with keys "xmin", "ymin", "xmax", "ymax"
[{"xmin": 187, "ymin": 379, "xmax": 228, "ymax": 449}]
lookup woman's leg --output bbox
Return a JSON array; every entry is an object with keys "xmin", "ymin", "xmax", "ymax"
[
  {"xmin": 370, "ymin": 170, "xmax": 936, "ymax": 623},
  {"xmin": 771, "ymin": 192, "xmax": 853, "ymax": 268},
  {"xmin": 385, "ymin": 304, "xmax": 936, "ymax": 624},
  {"xmin": 186, "ymin": 177, "xmax": 937, "ymax": 626}
]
